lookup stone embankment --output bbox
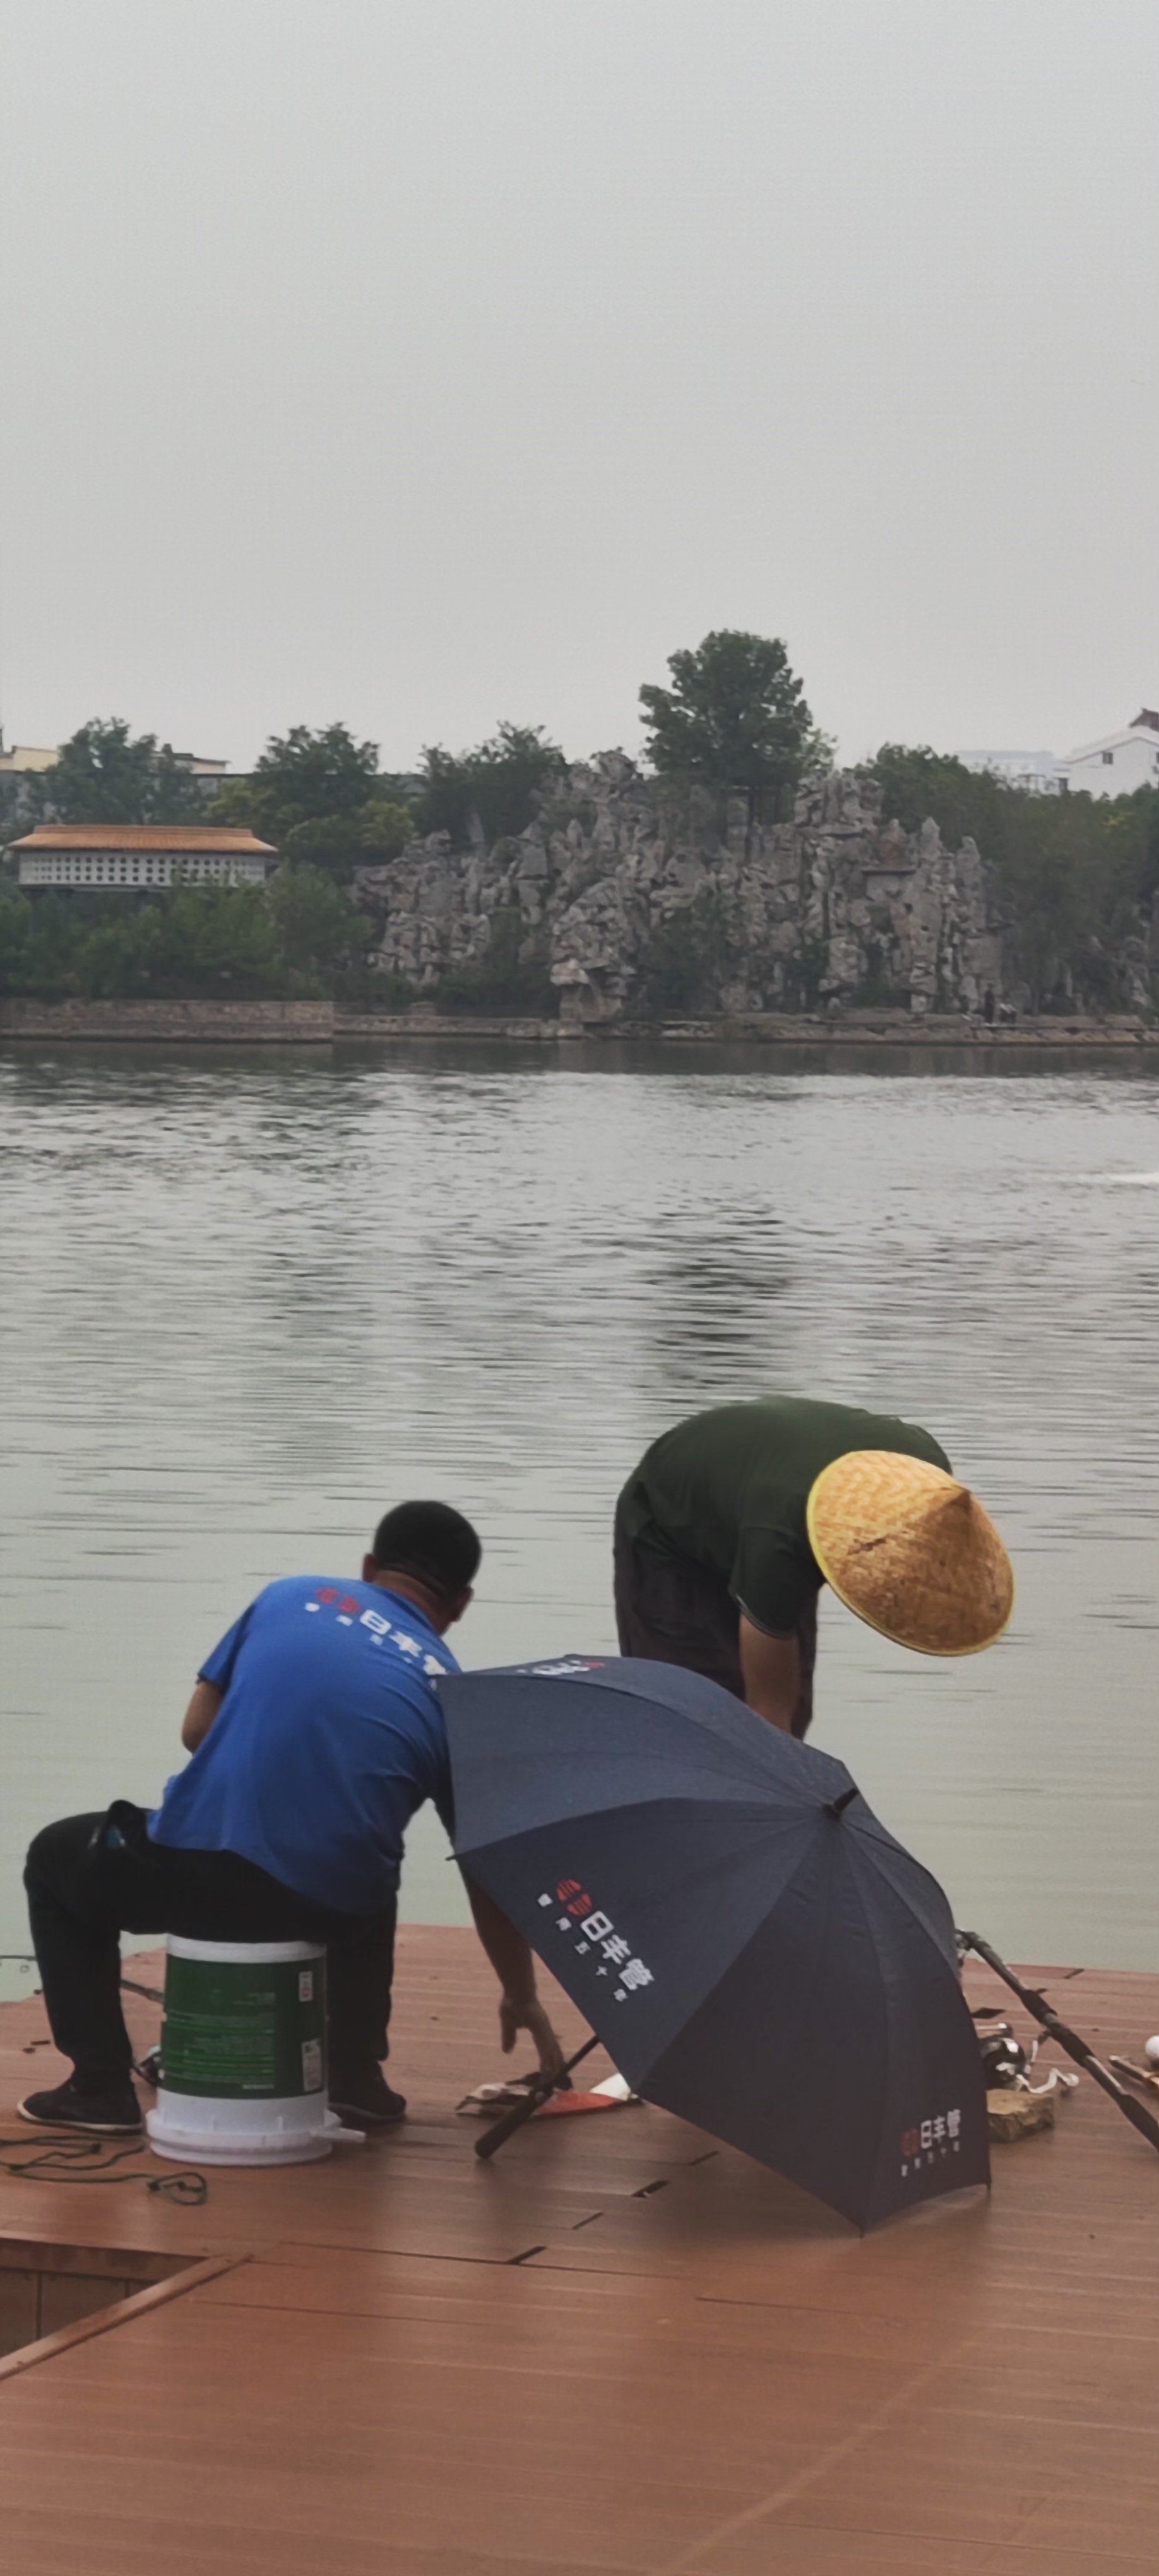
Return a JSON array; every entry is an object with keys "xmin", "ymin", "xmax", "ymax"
[
  {"xmin": 0, "ymin": 999, "xmax": 334, "ymax": 1042},
  {"xmin": 3, "ymin": 998, "xmax": 1155, "ymax": 1047}
]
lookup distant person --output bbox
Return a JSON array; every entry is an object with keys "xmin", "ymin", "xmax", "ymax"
[
  {"xmin": 982, "ymin": 986, "xmax": 996, "ymax": 1025},
  {"xmin": 20, "ymin": 1502, "xmax": 564, "ymax": 2137},
  {"xmin": 614, "ymin": 1398, "xmax": 1013, "ymax": 1738}
]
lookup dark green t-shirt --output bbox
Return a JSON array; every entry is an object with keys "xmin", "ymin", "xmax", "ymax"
[{"xmin": 617, "ymin": 1397, "xmax": 951, "ymax": 1636}]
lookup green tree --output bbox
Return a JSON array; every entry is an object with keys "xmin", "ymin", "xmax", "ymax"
[
  {"xmin": 0, "ymin": 885, "xmax": 111, "ymax": 996},
  {"xmin": 213, "ymin": 722, "xmax": 391, "ymax": 840},
  {"xmin": 282, "ymin": 802, "xmax": 413, "ymax": 883},
  {"xmin": 69, "ymin": 907, "xmax": 166, "ymax": 998},
  {"xmin": 869, "ymin": 746, "xmax": 1009, "ymax": 850},
  {"xmin": 417, "ymin": 722, "xmax": 565, "ymax": 847},
  {"xmin": 869, "ymin": 746, "xmax": 1159, "ymax": 1011},
  {"xmin": 32, "ymin": 719, "xmax": 205, "ymax": 824},
  {"xmin": 432, "ymin": 907, "xmax": 555, "ymax": 1015},
  {"xmin": 267, "ymin": 866, "xmax": 361, "ymax": 985},
  {"xmin": 415, "ymin": 746, "xmax": 475, "ymax": 845},
  {"xmin": 257, "ymin": 720, "xmax": 380, "ymax": 820},
  {"xmin": 0, "ymin": 856, "xmax": 369, "ymax": 999},
  {"xmin": 639, "ymin": 631, "xmax": 816, "ymax": 816},
  {"xmin": 211, "ymin": 722, "xmax": 419, "ymax": 874},
  {"xmin": 0, "ymin": 882, "xmax": 35, "ymax": 993},
  {"xmin": 141, "ymin": 884, "xmax": 286, "ymax": 994},
  {"xmin": 639, "ymin": 895, "xmax": 729, "ymax": 1015},
  {"xmin": 470, "ymin": 723, "xmax": 566, "ymax": 840}
]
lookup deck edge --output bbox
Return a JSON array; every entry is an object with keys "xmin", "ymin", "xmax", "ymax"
[{"xmin": 0, "ymin": 2250, "xmax": 251, "ymax": 2385}]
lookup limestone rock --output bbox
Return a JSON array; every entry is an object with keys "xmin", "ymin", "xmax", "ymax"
[
  {"xmin": 349, "ymin": 758, "xmax": 1151, "ymax": 1023},
  {"xmin": 987, "ymin": 2089, "xmax": 1056, "ymax": 2142}
]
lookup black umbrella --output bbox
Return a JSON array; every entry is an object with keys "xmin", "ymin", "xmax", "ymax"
[{"xmin": 440, "ymin": 1655, "xmax": 989, "ymax": 2231}]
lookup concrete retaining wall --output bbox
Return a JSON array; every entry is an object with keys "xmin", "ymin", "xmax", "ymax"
[
  {"xmin": 0, "ymin": 998, "xmax": 335, "ymax": 1042},
  {"xmin": 1, "ymin": 999, "xmax": 1154, "ymax": 1047}
]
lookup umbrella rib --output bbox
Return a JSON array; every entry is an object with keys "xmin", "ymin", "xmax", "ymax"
[
  {"xmin": 840, "ymin": 1840, "xmax": 898, "ymax": 2192},
  {"xmin": 453, "ymin": 1792, "xmax": 812, "ymax": 1867},
  {"xmin": 843, "ymin": 1835, "xmax": 971, "ymax": 2214},
  {"xmin": 847, "ymin": 1826, "xmax": 962, "ymax": 1974}
]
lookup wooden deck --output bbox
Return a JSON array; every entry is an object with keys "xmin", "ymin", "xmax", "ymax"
[{"xmin": 0, "ymin": 1929, "xmax": 1155, "ymax": 2573}]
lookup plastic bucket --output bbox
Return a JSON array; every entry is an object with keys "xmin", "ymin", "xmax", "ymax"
[{"xmin": 146, "ymin": 1936, "xmax": 338, "ymax": 2166}]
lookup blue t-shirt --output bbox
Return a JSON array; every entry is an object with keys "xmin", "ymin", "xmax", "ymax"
[{"xmin": 148, "ymin": 1577, "xmax": 458, "ymax": 1914}]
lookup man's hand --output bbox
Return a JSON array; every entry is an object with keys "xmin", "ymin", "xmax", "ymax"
[
  {"xmin": 499, "ymin": 1991, "xmax": 566, "ymax": 2080},
  {"xmin": 463, "ymin": 1873, "xmax": 566, "ymax": 2080}
]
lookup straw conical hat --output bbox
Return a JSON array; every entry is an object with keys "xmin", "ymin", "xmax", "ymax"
[{"xmin": 805, "ymin": 1450, "xmax": 1013, "ymax": 1656}]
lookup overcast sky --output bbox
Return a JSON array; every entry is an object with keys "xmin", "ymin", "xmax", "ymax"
[{"xmin": 1, "ymin": 0, "xmax": 1156, "ymax": 775}]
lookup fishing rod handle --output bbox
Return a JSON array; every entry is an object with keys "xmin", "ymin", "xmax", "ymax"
[
  {"xmin": 1075, "ymin": 2050, "xmax": 1159, "ymax": 2146},
  {"xmin": 473, "ymin": 2089, "xmax": 547, "ymax": 2159},
  {"xmin": 1108, "ymin": 2087, "xmax": 1159, "ymax": 2154},
  {"xmin": 1045, "ymin": 2021, "xmax": 1159, "ymax": 2120},
  {"xmin": 473, "ymin": 2033, "xmax": 602, "ymax": 2162}
]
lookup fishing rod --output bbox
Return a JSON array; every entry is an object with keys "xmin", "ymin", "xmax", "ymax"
[
  {"xmin": 958, "ymin": 1929, "xmax": 1159, "ymax": 2159},
  {"xmin": 473, "ymin": 2034, "xmax": 602, "ymax": 2161}
]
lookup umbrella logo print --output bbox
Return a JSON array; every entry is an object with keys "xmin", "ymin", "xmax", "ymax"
[
  {"xmin": 523, "ymin": 1659, "xmax": 607, "ymax": 1678},
  {"xmin": 538, "ymin": 1883, "xmax": 655, "ymax": 2001},
  {"xmin": 900, "ymin": 2109, "xmax": 961, "ymax": 2176}
]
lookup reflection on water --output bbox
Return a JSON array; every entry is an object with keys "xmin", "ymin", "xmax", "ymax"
[{"xmin": 1, "ymin": 1041, "xmax": 1156, "ymax": 1988}]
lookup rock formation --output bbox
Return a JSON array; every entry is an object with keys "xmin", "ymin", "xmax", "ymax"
[{"xmin": 352, "ymin": 760, "xmax": 1006, "ymax": 1024}]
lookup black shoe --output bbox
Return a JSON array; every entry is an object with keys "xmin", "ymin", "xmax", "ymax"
[
  {"xmin": 18, "ymin": 2075, "xmax": 143, "ymax": 2137},
  {"xmin": 328, "ymin": 2071, "xmax": 407, "ymax": 2128}
]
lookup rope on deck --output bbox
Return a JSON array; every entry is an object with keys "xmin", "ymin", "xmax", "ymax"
[{"xmin": 0, "ymin": 2133, "xmax": 207, "ymax": 2203}]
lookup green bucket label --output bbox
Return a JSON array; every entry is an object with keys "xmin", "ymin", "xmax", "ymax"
[{"xmin": 160, "ymin": 1953, "xmax": 328, "ymax": 2099}]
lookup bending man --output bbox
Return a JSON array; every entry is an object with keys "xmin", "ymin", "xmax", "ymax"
[
  {"xmin": 614, "ymin": 1397, "xmax": 1013, "ymax": 1736},
  {"xmin": 21, "ymin": 1501, "xmax": 564, "ymax": 2137}
]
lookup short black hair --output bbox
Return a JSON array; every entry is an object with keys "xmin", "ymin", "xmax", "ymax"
[{"xmin": 370, "ymin": 1500, "xmax": 481, "ymax": 1601}]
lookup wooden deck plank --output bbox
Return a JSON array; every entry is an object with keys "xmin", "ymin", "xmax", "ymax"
[{"xmin": 0, "ymin": 1927, "xmax": 1154, "ymax": 2574}]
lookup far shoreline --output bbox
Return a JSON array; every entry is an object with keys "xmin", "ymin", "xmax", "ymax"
[{"xmin": 3, "ymin": 996, "xmax": 1158, "ymax": 1052}]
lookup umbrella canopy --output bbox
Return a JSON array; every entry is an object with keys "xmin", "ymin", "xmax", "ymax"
[{"xmin": 441, "ymin": 1655, "xmax": 989, "ymax": 2230}]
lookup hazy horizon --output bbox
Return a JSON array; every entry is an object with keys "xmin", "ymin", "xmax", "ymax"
[{"xmin": 2, "ymin": 0, "xmax": 1156, "ymax": 775}]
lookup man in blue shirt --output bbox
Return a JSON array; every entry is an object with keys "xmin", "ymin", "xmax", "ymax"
[{"xmin": 20, "ymin": 1501, "xmax": 564, "ymax": 2137}]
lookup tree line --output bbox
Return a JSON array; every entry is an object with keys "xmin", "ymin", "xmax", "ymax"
[
  {"xmin": 2, "ymin": 634, "xmax": 1156, "ymax": 1011},
  {"xmin": 871, "ymin": 745, "xmax": 1159, "ymax": 1011}
]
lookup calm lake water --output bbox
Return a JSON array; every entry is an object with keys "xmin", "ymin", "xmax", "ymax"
[{"xmin": 1, "ymin": 1041, "xmax": 1157, "ymax": 1995}]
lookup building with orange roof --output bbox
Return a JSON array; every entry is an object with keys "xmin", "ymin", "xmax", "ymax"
[{"xmin": 9, "ymin": 823, "xmax": 276, "ymax": 891}]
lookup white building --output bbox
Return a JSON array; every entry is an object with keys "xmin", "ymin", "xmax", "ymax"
[
  {"xmin": 957, "ymin": 747, "xmax": 1062, "ymax": 794},
  {"xmin": 0, "ymin": 743, "xmax": 237, "ymax": 801},
  {"xmin": 0, "ymin": 742, "xmax": 59, "ymax": 777},
  {"xmin": 0, "ymin": 742, "xmax": 61, "ymax": 826},
  {"xmin": 172, "ymin": 753, "xmax": 231, "ymax": 782},
  {"xmin": 11, "ymin": 823, "xmax": 275, "ymax": 890},
  {"xmin": 1057, "ymin": 711, "xmax": 1159, "ymax": 799}
]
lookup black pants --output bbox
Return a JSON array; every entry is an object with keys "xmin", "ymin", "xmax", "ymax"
[
  {"xmin": 24, "ymin": 1804, "xmax": 396, "ymax": 2086},
  {"xmin": 613, "ymin": 1503, "xmax": 817, "ymax": 1739}
]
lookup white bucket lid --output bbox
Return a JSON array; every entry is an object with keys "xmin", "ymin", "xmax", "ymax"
[{"xmin": 166, "ymin": 1935, "xmax": 325, "ymax": 1965}]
